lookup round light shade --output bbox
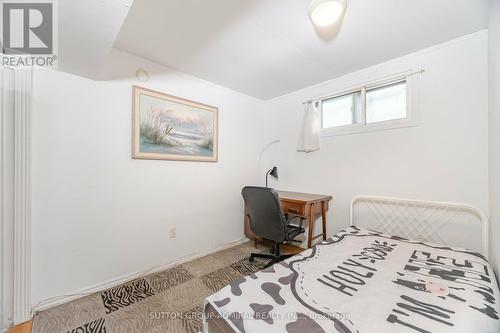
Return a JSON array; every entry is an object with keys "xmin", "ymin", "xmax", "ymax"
[{"xmin": 309, "ymin": 0, "xmax": 345, "ymax": 27}]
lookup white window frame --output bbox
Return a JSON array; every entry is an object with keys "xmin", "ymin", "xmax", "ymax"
[{"xmin": 319, "ymin": 71, "xmax": 421, "ymax": 137}]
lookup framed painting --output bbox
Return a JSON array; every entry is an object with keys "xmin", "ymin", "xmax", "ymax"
[{"xmin": 132, "ymin": 86, "xmax": 218, "ymax": 162}]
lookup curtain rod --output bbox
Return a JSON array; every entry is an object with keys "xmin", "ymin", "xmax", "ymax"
[{"xmin": 302, "ymin": 69, "xmax": 425, "ymax": 105}]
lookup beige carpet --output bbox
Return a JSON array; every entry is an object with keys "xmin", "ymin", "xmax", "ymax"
[{"xmin": 32, "ymin": 242, "xmax": 269, "ymax": 333}]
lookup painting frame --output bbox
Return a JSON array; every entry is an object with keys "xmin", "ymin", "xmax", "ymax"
[{"xmin": 132, "ymin": 86, "xmax": 219, "ymax": 162}]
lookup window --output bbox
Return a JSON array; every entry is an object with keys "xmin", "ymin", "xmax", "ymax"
[
  {"xmin": 320, "ymin": 75, "xmax": 418, "ymax": 136},
  {"xmin": 322, "ymin": 92, "xmax": 361, "ymax": 128},
  {"xmin": 366, "ymin": 81, "xmax": 406, "ymax": 124}
]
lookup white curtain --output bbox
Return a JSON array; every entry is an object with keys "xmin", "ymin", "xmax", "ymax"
[{"xmin": 297, "ymin": 101, "xmax": 321, "ymax": 153}]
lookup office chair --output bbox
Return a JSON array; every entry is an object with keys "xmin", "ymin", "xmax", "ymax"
[{"xmin": 242, "ymin": 186, "xmax": 306, "ymax": 269}]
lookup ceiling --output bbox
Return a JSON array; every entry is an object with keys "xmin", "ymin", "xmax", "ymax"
[
  {"xmin": 58, "ymin": 0, "xmax": 133, "ymax": 79},
  {"xmin": 61, "ymin": 0, "xmax": 490, "ymax": 100}
]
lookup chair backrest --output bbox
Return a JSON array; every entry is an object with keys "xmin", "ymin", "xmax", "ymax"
[{"xmin": 242, "ymin": 186, "xmax": 286, "ymax": 242}]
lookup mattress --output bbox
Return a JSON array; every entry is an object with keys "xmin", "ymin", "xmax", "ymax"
[{"xmin": 204, "ymin": 226, "xmax": 500, "ymax": 333}]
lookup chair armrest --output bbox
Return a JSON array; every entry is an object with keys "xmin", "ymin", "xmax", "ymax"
[
  {"xmin": 285, "ymin": 216, "xmax": 306, "ymax": 241},
  {"xmin": 285, "ymin": 215, "xmax": 301, "ymax": 225}
]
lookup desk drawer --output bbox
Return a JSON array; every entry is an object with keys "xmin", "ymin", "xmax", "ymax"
[{"xmin": 282, "ymin": 201, "xmax": 305, "ymax": 216}]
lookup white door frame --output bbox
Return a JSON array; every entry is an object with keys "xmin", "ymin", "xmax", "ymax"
[
  {"xmin": 0, "ymin": 67, "xmax": 32, "ymax": 329},
  {"xmin": 1, "ymin": 67, "xmax": 15, "ymax": 330},
  {"xmin": 13, "ymin": 69, "xmax": 32, "ymax": 325}
]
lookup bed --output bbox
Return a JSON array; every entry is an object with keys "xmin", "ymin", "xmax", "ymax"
[{"xmin": 204, "ymin": 196, "xmax": 500, "ymax": 333}]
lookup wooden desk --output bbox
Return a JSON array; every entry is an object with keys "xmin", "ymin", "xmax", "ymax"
[{"xmin": 244, "ymin": 191, "xmax": 333, "ymax": 249}]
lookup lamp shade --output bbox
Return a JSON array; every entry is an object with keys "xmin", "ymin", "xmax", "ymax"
[
  {"xmin": 265, "ymin": 166, "xmax": 279, "ymax": 187},
  {"xmin": 269, "ymin": 166, "xmax": 278, "ymax": 179},
  {"xmin": 308, "ymin": 0, "xmax": 346, "ymax": 27}
]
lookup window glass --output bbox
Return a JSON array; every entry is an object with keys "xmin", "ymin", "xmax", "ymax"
[
  {"xmin": 322, "ymin": 93, "xmax": 359, "ymax": 128},
  {"xmin": 366, "ymin": 81, "xmax": 407, "ymax": 124}
]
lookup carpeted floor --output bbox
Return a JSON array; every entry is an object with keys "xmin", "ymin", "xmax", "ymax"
[{"xmin": 32, "ymin": 242, "xmax": 270, "ymax": 333}]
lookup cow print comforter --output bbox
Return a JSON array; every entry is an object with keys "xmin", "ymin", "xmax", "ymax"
[{"xmin": 204, "ymin": 226, "xmax": 500, "ymax": 333}]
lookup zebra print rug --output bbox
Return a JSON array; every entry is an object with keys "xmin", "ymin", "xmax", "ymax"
[{"xmin": 32, "ymin": 242, "xmax": 268, "ymax": 333}]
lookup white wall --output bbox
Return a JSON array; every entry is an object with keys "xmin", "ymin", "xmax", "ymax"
[
  {"xmin": 31, "ymin": 50, "xmax": 267, "ymax": 306},
  {"xmin": 489, "ymin": 0, "xmax": 500, "ymax": 277},
  {"xmin": 264, "ymin": 31, "xmax": 490, "ymax": 248},
  {"xmin": 30, "ymin": 29, "xmax": 494, "ymax": 308}
]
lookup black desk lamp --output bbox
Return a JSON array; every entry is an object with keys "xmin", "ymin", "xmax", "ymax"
[{"xmin": 266, "ymin": 167, "xmax": 278, "ymax": 187}]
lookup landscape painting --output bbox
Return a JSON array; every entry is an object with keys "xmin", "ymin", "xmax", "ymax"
[{"xmin": 132, "ymin": 86, "xmax": 218, "ymax": 162}]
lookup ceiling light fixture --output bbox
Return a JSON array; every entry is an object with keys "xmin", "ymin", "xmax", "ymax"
[{"xmin": 308, "ymin": 0, "xmax": 346, "ymax": 27}]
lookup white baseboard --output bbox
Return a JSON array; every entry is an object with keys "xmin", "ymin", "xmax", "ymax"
[{"xmin": 32, "ymin": 237, "xmax": 250, "ymax": 314}]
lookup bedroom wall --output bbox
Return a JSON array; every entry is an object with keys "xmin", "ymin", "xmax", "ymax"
[
  {"xmin": 30, "ymin": 29, "xmax": 493, "ymax": 308},
  {"xmin": 263, "ymin": 31, "xmax": 490, "ymax": 249},
  {"xmin": 489, "ymin": 0, "xmax": 500, "ymax": 277},
  {"xmin": 30, "ymin": 49, "xmax": 267, "ymax": 306}
]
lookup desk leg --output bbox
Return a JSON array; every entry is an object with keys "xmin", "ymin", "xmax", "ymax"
[
  {"xmin": 308, "ymin": 203, "xmax": 315, "ymax": 248},
  {"xmin": 321, "ymin": 201, "xmax": 327, "ymax": 241}
]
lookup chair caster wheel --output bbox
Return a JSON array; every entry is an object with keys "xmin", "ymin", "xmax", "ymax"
[{"xmin": 249, "ymin": 256, "xmax": 255, "ymax": 262}]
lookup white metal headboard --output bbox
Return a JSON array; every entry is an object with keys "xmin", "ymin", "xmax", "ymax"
[{"xmin": 350, "ymin": 195, "xmax": 489, "ymax": 258}]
